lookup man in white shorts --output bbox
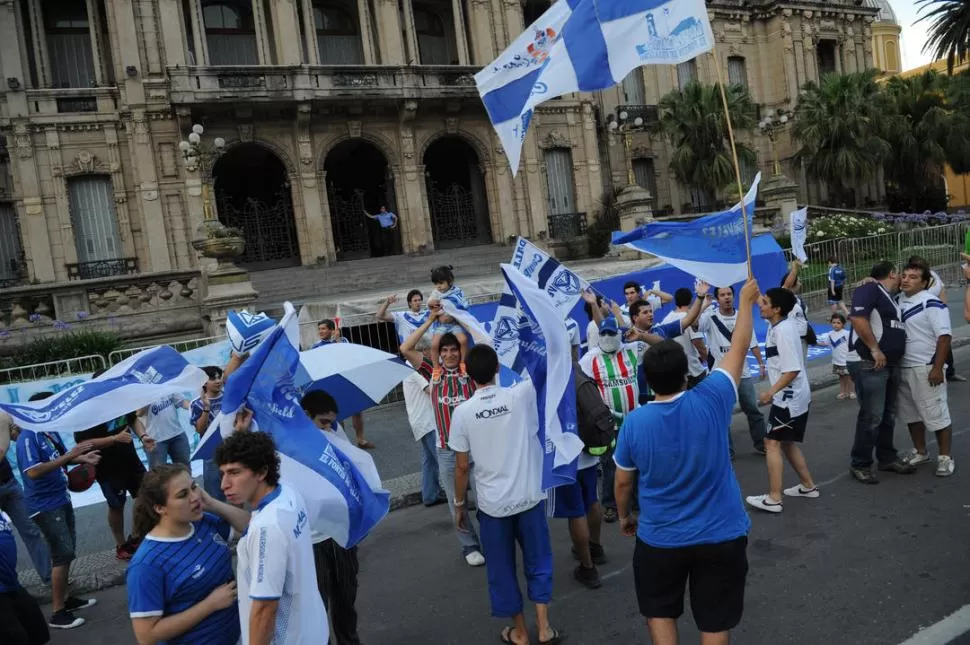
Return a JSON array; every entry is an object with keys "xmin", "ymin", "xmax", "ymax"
[{"xmin": 897, "ymin": 262, "xmax": 955, "ymax": 477}]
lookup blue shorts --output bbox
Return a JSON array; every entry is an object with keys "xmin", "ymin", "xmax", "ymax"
[
  {"xmin": 32, "ymin": 503, "xmax": 77, "ymax": 567},
  {"xmin": 551, "ymin": 465, "xmax": 599, "ymax": 518}
]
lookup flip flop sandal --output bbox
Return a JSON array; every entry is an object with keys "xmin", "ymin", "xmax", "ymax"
[
  {"xmin": 499, "ymin": 626, "xmax": 521, "ymax": 644},
  {"xmin": 357, "ymin": 440, "xmax": 376, "ymax": 450},
  {"xmin": 539, "ymin": 628, "xmax": 564, "ymax": 645}
]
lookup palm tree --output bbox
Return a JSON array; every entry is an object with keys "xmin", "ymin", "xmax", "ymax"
[
  {"xmin": 792, "ymin": 70, "xmax": 892, "ymax": 207},
  {"xmin": 943, "ymin": 72, "xmax": 970, "ymax": 174},
  {"xmin": 918, "ymin": 0, "xmax": 970, "ymax": 75},
  {"xmin": 652, "ymin": 82, "xmax": 757, "ymax": 206}
]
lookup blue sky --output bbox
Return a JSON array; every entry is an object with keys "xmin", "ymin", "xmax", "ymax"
[{"xmin": 892, "ymin": 0, "xmax": 932, "ymax": 70}]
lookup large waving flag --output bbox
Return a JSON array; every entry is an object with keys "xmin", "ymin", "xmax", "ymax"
[
  {"xmin": 790, "ymin": 206, "xmax": 808, "ymax": 263},
  {"xmin": 501, "ymin": 265, "xmax": 584, "ymax": 491},
  {"xmin": 612, "ymin": 173, "xmax": 761, "ymax": 287},
  {"xmin": 0, "ymin": 347, "xmax": 206, "ymax": 434},
  {"xmin": 509, "ymin": 237, "xmax": 588, "ymax": 316},
  {"xmin": 198, "ymin": 303, "xmax": 389, "ymax": 548}
]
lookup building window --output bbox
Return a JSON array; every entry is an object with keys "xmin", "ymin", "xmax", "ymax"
[
  {"xmin": 414, "ymin": 5, "xmax": 453, "ymax": 65},
  {"xmin": 314, "ymin": 2, "xmax": 363, "ymax": 64},
  {"xmin": 885, "ymin": 41, "xmax": 898, "ymax": 73},
  {"xmin": 633, "ymin": 158, "xmax": 658, "ymax": 199},
  {"xmin": 522, "ymin": 0, "xmax": 550, "ymax": 27},
  {"xmin": 544, "ymin": 147, "xmax": 576, "ymax": 216},
  {"xmin": 68, "ymin": 176, "xmax": 123, "ymax": 265},
  {"xmin": 677, "ymin": 59, "xmax": 697, "ymax": 89},
  {"xmin": 621, "ymin": 69, "xmax": 646, "ymax": 105},
  {"xmin": 727, "ymin": 56, "xmax": 748, "ymax": 89},
  {"xmin": 817, "ymin": 40, "xmax": 837, "ymax": 78},
  {"xmin": 203, "ymin": 1, "xmax": 259, "ymax": 65},
  {"xmin": 45, "ymin": 0, "xmax": 96, "ymax": 88},
  {"xmin": 0, "ymin": 204, "xmax": 23, "ymax": 284}
]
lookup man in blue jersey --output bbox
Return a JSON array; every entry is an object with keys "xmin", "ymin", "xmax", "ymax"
[
  {"xmin": 0, "ymin": 509, "xmax": 49, "ymax": 645},
  {"xmin": 614, "ymin": 278, "xmax": 760, "ymax": 645}
]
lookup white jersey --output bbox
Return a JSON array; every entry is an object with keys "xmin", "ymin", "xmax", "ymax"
[
  {"xmin": 928, "ymin": 270, "xmax": 944, "ymax": 298},
  {"xmin": 790, "ymin": 298, "xmax": 808, "ymax": 337},
  {"xmin": 698, "ymin": 308, "xmax": 758, "ymax": 379},
  {"xmin": 619, "ymin": 293, "xmax": 661, "ymax": 327},
  {"xmin": 661, "ymin": 310, "xmax": 707, "ymax": 377},
  {"xmin": 237, "ymin": 483, "xmax": 327, "ymax": 645},
  {"xmin": 141, "ymin": 396, "xmax": 187, "ymax": 442},
  {"xmin": 448, "ymin": 383, "xmax": 544, "ymax": 518},
  {"xmin": 403, "ymin": 372, "xmax": 436, "ymax": 441},
  {"xmin": 765, "ymin": 318, "xmax": 811, "ymax": 416},
  {"xmin": 898, "ymin": 290, "xmax": 951, "ymax": 367},
  {"xmin": 585, "ymin": 320, "xmax": 599, "ymax": 353},
  {"xmin": 821, "ymin": 329, "xmax": 850, "ymax": 367}
]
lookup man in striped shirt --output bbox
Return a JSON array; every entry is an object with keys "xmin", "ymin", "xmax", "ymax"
[{"xmin": 400, "ymin": 310, "xmax": 485, "ymax": 567}]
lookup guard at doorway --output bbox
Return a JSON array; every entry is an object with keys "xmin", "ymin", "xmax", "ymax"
[{"xmin": 362, "ymin": 205, "xmax": 399, "ymax": 257}]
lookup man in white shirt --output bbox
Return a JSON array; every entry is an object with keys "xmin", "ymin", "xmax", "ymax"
[
  {"xmin": 449, "ymin": 345, "xmax": 561, "ymax": 645},
  {"xmin": 897, "ymin": 263, "xmax": 955, "ymax": 477},
  {"xmin": 746, "ymin": 288, "xmax": 818, "ymax": 514},
  {"xmin": 661, "ymin": 288, "xmax": 710, "ymax": 389},
  {"xmin": 136, "ymin": 395, "xmax": 191, "ymax": 468},
  {"xmin": 402, "ymin": 371, "xmax": 445, "ymax": 506},
  {"xmin": 216, "ymin": 431, "xmax": 328, "ymax": 645},
  {"xmin": 697, "ymin": 285, "xmax": 768, "ymax": 456},
  {"xmin": 910, "ymin": 255, "xmax": 965, "ymax": 382},
  {"xmin": 618, "ymin": 281, "xmax": 671, "ymax": 327}
]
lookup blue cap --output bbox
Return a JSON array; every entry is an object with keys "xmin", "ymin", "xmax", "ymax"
[{"xmin": 599, "ymin": 316, "xmax": 619, "ymax": 335}]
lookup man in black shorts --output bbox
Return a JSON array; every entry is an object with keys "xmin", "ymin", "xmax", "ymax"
[
  {"xmin": 613, "ymin": 278, "xmax": 761, "ymax": 644},
  {"xmin": 74, "ymin": 411, "xmax": 149, "ymax": 560}
]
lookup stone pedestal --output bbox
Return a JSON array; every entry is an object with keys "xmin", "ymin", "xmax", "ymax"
[
  {"xmin": 614, "ymin": 184, "xmax": 654, "ymax": 260},
  {"xmin": 199, "ymin": 265, "xmax": 259, "ymax": 338},
  {"xmin": 761, "ymin": 173, "xmax": 799, "ymax": 229}
]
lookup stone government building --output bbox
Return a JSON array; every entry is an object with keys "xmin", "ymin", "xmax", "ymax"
[{"xmin": 0, "ymin": 0, "xmax": 900, "ymax": 296}]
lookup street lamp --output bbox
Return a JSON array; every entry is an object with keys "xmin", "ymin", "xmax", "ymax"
[
  {"xmin": 179, "ymin": 123, "xmax": 225, "ymax": 221},
  {"xmin": 758, "ymin": 109, "xmax": 791, "ymax": 177},
  {"xmin": 608, "ymin": 107, "xmax": 651, "ymax": 186}
]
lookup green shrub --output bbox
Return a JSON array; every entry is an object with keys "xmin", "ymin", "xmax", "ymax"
[
  {"xmin": 587, "ymin": 189, "xmax": 622, "ymax": 258},
  {"xmin": 13, "ymin": 329, "xmax": 123, "ymax": 367}
]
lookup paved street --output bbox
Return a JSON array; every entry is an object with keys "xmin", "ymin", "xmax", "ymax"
[{"xmin": 43, "ymin": 339, "xmax": 970, "ymax": 645}]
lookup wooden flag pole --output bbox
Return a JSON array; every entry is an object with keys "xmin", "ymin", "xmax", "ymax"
[{"xmin": 710, "ymin": 49, "xmax": 754, "ymax": 278}]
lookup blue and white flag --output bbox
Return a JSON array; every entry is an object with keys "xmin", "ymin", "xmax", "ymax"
[
  {"xmin": 196, "ymin": 303, "xmax": 389, "ymax": 548},
  {"xmin": 612, "ymin": 173, "xmax": 761, "ymax": 287},
  {"xmin": 509, "ymin": 237, "xmax": 587, "ymax": 316},
  {"xmin": 438, "ymin": 299, "xmax": 524, "ymax": 387},
  {"xmin": 501, "ymin": 265, "xmax": 584, "ymax": 491},
  {"xmin": 226, "ymin": 310, "xmax": 276, "ymax": 355},
  {"xmin": 790, "ymin": 206, "xmax": 808, "ymax": 263},
  {"xmin": 0, "ymin": 347, "xmax": 206, "ymax": 434}
]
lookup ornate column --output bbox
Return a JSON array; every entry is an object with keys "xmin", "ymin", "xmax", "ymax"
[
  {"xmin": 0, "ymin": 0, "xmax": 29, "ymax": 104},
  {"xmin": 10, "ymin": 122, "xmax": 56, "ymax": 282},
  {"xmin": 401, "ymin": 0, "xmax": 419, "ymax": 64},
  {"xmin": 25, "ymin": 0, "xmax": 51, "ymax": 86},
  {"xmin": 371, "ymin": 0, "xmax": 404, "ymax": 64},
  {"xmin": 800, "ymin": 17, "xmax": 817, "ymax": 85},
  {"xmin": 398, "ymin": 102, "xmax": 434, "ymax": 253},
  {"xmin": 157, "ymin": 0, "xmax": 188, "ymax": 66},
  {"xmin": 356, "ymin": 0, "xmax": 378, "ymax": 64},
  {"xmin": 781, "ymin": 13, "xmax": 799, "ymax": 103},
  {"xmin": 450, "ymin": 0, "xmax": 470, "ymax": 65},
  {"xmin": 104, "ymin": 0, "xmax": 145, "ymax": 100},
  {"xmin": 269, "ymin": 0, "xmax": 303, "ymax": 64},
  {"xmin": 300, "ymin": 0, "xmax": 319, "ymax": 64},
  {"xmin": 251, "ymin": 0, "xmax": 272, "ymax": 64},
  {"xmin": 295, "ymin": 104, "xmax": 334, "ymax": 264},
  {"xmin": 84, "ymin": 0, "xmax": 108, "ymax": 85},
  {"xmin": 490, "ymin": 142, "xmax": 519, "ymax": 240},
  {"xmin": 580, "ymin": 102, "xmax": 602, "ymax": 219},
  {"xmin": 103, "ymin": 125, "xmax": 137, "ymax": 260},
  {"xmin": 501, "ymin": 0, "xmax": 522, "ymax": 53},
  {"xmin": 466, "ymin": 0, "xmax": 494, "ymax": 65},
  {"xmin": 126, "ymin": 111, "xmax": 172, "ymax": 272},
  {"xmin": 521, "ymin": 128, "xmax": 547, "ymax": 238}
]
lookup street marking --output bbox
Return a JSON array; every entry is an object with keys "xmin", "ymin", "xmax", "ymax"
[{"xmin": 898, "ymin": 605, "xmax": 970, "ymax": 645}]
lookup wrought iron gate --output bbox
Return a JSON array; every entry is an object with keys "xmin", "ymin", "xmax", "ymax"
[
  {"xmin": 217, "ymin": 190, "xmax": 300, "ymax": 269},
  {"xmin": 426, "ymin": 181, "xmax": 492, "ymax": 249},
  {"xmin": 327, "ymin": 186, "xmax": 371, "ymax": 261}
]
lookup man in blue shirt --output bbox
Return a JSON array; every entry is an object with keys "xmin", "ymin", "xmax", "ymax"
[
  {"xmin": 848, "ymin": 261, "xmax": 916, "ymax": 483},
  {"xmin": 362, "ymin": 205, "xmax": 399, "ymax": 256},
  {"xmin": 613, "ymin": 278, "xmax": 759, "ymax": 644},
  {"xmin": 0, "ymin": 509, "xmax": 49, "ymax": 645}
]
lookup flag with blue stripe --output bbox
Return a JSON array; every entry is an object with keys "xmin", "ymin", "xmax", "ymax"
[
  {"xmin": 509, "ymin": 237, "xmax": 587, "ymax": 316},
  {"xmin": 612, "ymin": 173, "xmax": 760, "ymax": 287},
  {"xmin": 501, "ymin": 265, "xmax": 584, "ymax": 491}
]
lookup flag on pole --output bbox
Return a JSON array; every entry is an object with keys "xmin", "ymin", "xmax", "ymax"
[
  {"xmin": 501, "ymin": 265, "xmax": 584, "ymax": 491},
  {"xmin": 612, "ymin": 173, "xmax": 761, "ymax": 287},
  {"xmin": 790, "ymin": 206, "xmax": 809, "ymax": 263},
  {"xmin": 508, "ymin": 237, "xmax": 588, "ymax": 316}
]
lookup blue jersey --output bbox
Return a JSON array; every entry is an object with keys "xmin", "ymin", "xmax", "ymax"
[
  {"xmin": 649, "ymin": 319, "xmax": 683, "ymax": 340},
  {"xmin": 311, "ymin": 337, "xmax": 349, "ymax": 349},
  {"xmin": 15, "ymin": 431, "xmax": 70, "ymax": 516},
  {"xmin": 0, "ymin": 511, "xmax": 18, "ymax": 592},
  {"xmin": 127, "ymin": 513, "xmax": 239, "ymax": 645},
  {"xmin": 829, "ymin": 265, "xmax": 846, "ymax": 287},
  {"xmin": 189, "ymin": 395, "xmax": 223, "ymax": 430}
]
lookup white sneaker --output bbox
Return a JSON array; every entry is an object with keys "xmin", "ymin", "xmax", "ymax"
[
  {"xmin": 745, "ymin": 494, "xmax": 783, "ymax": 513},
  {"xmin": 936, "ymin": 455, "xmax": 955, "ymax": 477},
  {"xmin": 902, "ymin": 449, "xmax": 931, "ymax": 466},
  {"xmin": 783, "ymin": 485, "xmax": 820, "ymax": 498},
  {"xmin": 464, "ymin": 550, "xmax": 486, "ymax": 567}
]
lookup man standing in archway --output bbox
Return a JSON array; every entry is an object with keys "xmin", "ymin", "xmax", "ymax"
[{"xmin": 362, "ymin": 205, "xmax": 398, "ymax": 256}]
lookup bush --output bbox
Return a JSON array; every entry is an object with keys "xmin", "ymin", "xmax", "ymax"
[
  {"xmin": 11, "ymin": 329, "xmax": 123, "ymax": 367},
  {"xmin": 586, "ymin": 189, "xmax": 622, "ymax": 258},
  {"xmin": 808, "ymin": 214, "xmax": 890, "ymax": 242}
]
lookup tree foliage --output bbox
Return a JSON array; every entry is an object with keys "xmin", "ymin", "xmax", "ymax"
[{"xmin": 918, "ymin": 0, "xmax": 970, "ymax": 75}]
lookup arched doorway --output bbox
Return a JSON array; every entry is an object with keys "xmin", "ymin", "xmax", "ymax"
[
  {"xmin": 424, "ymin": 137, "xmax": 492, "ymax": 249},
  {"xmin": 324, "ymin": 139, "xmax": 400, "ymax": 260},
  {"xmin": 212, "ymin": 143, "xmax": 300, "ymax": 269}
]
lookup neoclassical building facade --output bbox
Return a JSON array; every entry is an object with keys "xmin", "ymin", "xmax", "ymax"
[{"xmin": 0, "ymin": 0, "xmax": 893, "ymax": 288}]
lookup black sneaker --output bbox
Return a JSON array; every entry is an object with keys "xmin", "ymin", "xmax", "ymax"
[
  {"xmin": 753, "ymin": 445, "xmax": 767, "ymax": 456},
  {"xmin": 49, "ymin": 609, "xmax": 85, "ymax": 629},
  {"xmin": 573, "ymin": 565, "xmax": 602, "ymax": 589},
  {"xmin": 64, "ymin": 596, "xmax": 97, "ymax": 612},
  {"xmin": 603, "ymin": 508, "xmax": 618, "ymax": 523},
  {"xmin": 589, "ymin": 542, "xmax": 607, "ymax": 565},
  {"xmin": 850, "ymin": 467, "xmax": 879, "ymax": 484},
  {"xmin": 877, "ymin": 460, "xmax": 917, "ymax": 474}
]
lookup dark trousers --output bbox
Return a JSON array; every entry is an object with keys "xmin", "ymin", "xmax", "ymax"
[
  {"xmin": 946, "ymin": 347, "xmax": 957, "ymax": 379},
  {"xmin": 850, "ymin": 362, "xmax": 901, "ymax": 469},
  {"xmin": 0, "ymin": 586, "xmax": 49, "ymax": 645},
  {"xmin": 313, "ymin": 539, "xmax": 361, "ymax": 645}
]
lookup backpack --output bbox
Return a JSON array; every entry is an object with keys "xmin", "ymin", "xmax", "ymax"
[
  {"xmin": 796, "ymin": 296, "xmax": 818, "ymax": 346},
  {"xmin": 574, "ymin": 369, "xmax": 617, "ymax": 456}
]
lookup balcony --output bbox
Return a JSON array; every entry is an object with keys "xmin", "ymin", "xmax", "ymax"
[
  {"xmin": 615, "ymin": 104, "xmax": 660, "ymax": 126},
  {"xmin": 66, "ymin": 257, "xmax": 139, "ymax": 281},
  {"xmin": 24, "ymin": 87, "xmax": 118, "ymax": 117},
  {"xmin": 548, "ymin": 212, "xmax": 588, "ymax": 240},
  {"xmin": 168, "ymin": 65, "xmax": 481, "ymax": 105}
]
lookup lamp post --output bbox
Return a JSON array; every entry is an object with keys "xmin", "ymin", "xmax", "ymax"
[
  {"xmin": 758, "ymin": 109, "xmax": 791, "ymax": 177},
  {"xmin": 607, "ymin": 108, "xmax": 650, "ymax": 186},
  {"xmin": 179, "ymin": 123, "xmax": 225, "ymax": 221}
]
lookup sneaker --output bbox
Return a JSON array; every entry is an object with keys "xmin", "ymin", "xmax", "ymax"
[
  {"xmin": 49, "ymin": 610, "xmax": 85, "ymax": 629},
  {"xmin": 949, "ymin": 374, "xmax": 967, "ymax": 382},
  {"xmin": 836, "ymin": 393, "xmax": 847, "ymax": 400},
  {"xmin": 573, "ymin": 565, "xmax": 602, "ymax": 589},
  {"xmin": 783, "ymin": 485, "xmax": 820, "ymax": 498},
  {"xmin": 850, "ymin": 467, "xmax": 879, "ymax": 484},
  {"xmin": 878, "ymin": 460, "xmax": 917, "ymax": 474},
  {"xmin": 936, "ymin": 455, "xmax": 955, "ymax": 477},
  {"xmin": 64, "ymin": 596, "xmax": 97, "ymax": 611},
  {"xmin": 753, "ymin": 445, "xmax": 767, "ymax": 456},
  {"xmin": 745, "ymin": 494, "xmax": 783, "ymax": 513},
  {"xmin": 571, "ymin": 543, "xmax": 608, "ymax": 566},
  {"xmin": 602, "ymin": 508, "xmax": 618, "ymax": 523},
  {"xmin": 849, "ymin": 392, "xmax": 857, "ymax": 399},
  {"xmin": 902, "ymin": 449, "xmax": 931, "ymax": 467},
  {"xmin": 464, "ymin": 550, "xmax": 485, "ymax": 567}
]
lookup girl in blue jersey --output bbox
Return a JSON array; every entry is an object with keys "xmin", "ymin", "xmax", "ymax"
[{"xmin": 127, "ymin": 464, "xmax": 250, "ymax": 645}]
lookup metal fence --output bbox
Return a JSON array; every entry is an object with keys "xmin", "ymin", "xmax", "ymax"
[
  {"xmin": 0, "ymin": 354, "xmax": 107, "ymax": 386},
  {"xmin": 107, "ymin": 335, "xmax": 223, "ymax": 365}
]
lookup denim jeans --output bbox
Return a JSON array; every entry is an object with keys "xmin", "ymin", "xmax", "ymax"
[
  {"xmin": 847, "ymin": 361, "xmax": 863, "ymax": 398},
  {"xmin": 32, "ymin": 503, "xmax": 76, "ymax": 567},
  {"xmin": 147, "ymin": 432, "xmax": 191, "ymax": 468},
  {"xmin": 850, "ymin": 362, "xmax": 901, "ymax": 469},
  {"xmin": 436, "ymin": 447, "xmax": 482, "ymax": 556},
  {"xmin": 729, "ymin": 377, "xmax": 766, "ymax": 455},
  {"xmin": 0, "ymin": 478, "xmax": 51, "ymax": 583},
  {"xmin": 419, "ymin": 432, "xmax": 442, "ymax": 505}
]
